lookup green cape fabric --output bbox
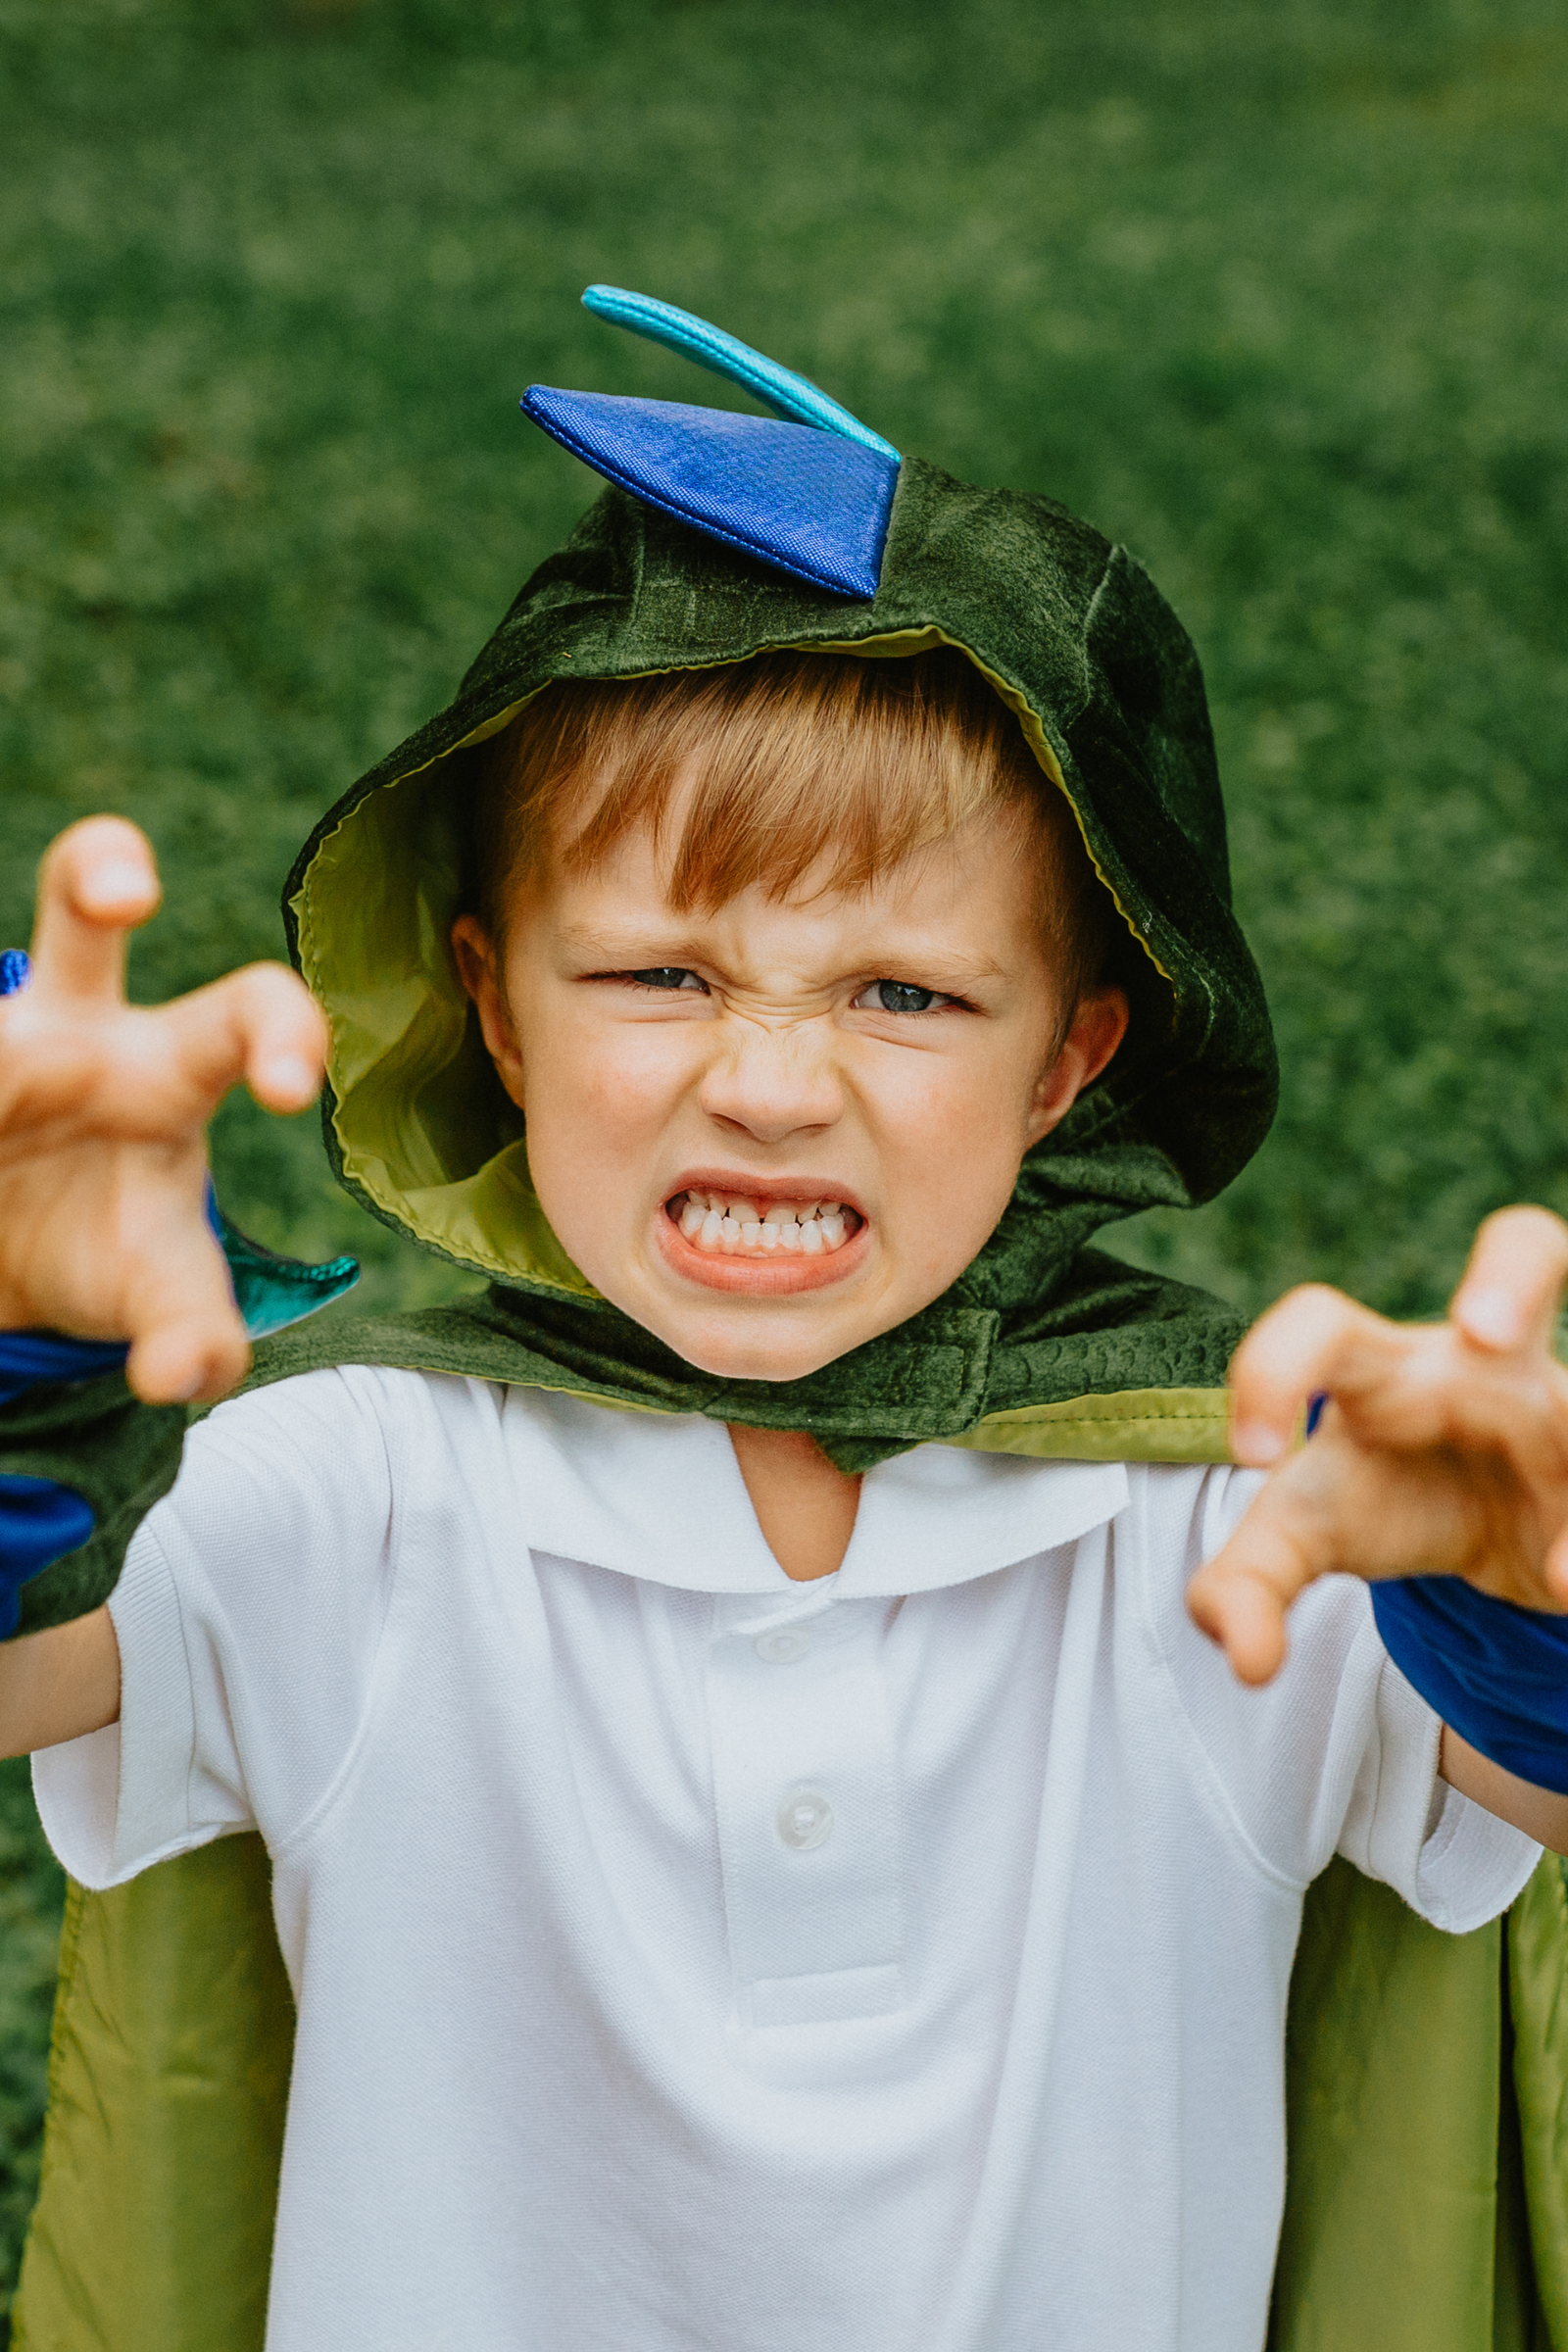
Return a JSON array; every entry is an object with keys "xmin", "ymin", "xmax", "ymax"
[
  {"xmin": 14, "ymin": 1839, "xmax": 292, "ymax": 2352},
  {"xmin": 281, "ymin": 457, "xmax": 1277, "ymax": 1464},
  {"xmin": 0, "ymin": 1373, "xmax": 185, "ymax": 1636},
  {"xmin": 238, "ymin": 1252, "xmax": 1246, "ymax": 1475}
]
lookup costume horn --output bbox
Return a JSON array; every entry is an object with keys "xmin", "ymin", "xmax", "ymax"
[{"xmin": 521, "ymin": 286, "xmax": 900, "ymax": 600}]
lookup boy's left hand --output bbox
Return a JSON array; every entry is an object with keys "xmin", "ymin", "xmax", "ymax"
[{"xmin": 1190, "ymin": 1205, "xmax": 1568, "ymax": 1687}]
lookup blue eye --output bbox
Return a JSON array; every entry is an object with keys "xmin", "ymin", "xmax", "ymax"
[
  {"xmin": 865, "ymin": 980, "xmax": 943, "ymax": 1013},
  {"xmin": 627, "ymin": 967, "xmax": 707, "ymax": 993}
]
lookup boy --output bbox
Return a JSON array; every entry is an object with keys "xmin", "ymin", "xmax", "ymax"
[{"xmin": 4, "ymin": 290, "xmax": 1568, "ymax": 2352}]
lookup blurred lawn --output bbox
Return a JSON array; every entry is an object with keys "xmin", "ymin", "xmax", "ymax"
[{"xmin": 2, "ymin": 0, "xmax": 1567, "ymax": 2314}]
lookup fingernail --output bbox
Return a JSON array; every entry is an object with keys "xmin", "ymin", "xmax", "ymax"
[
  {"xmin": 261, "ymin": 1054, "xmax": 318, "ymax": 1101},
  {"xmin": 1459, "ymin": 1285, "xmax": 1520, "ymax": 1349},
  {"xmin": 1232, "ymin": 1420, "xmax": 1286, "ymax": 1466},
  {"xmin": 79, "ymin": 859, "xmax": 152, "ymax": 910}
]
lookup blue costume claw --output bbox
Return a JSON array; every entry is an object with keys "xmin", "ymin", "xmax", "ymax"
[{"xmin": 0, "ymin": 1477, "xmax": 96, "ymax": 1637}]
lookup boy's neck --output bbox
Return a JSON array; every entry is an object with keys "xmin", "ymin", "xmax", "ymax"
[{"xmin": 726, "ymin": 1424, "xmax": 862, "ymax": 1582}]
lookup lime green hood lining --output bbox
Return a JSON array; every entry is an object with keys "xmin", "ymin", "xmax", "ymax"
[{"xmin": 514, "ymin": 1380, "xmax": 1236, "ymax": 1468}]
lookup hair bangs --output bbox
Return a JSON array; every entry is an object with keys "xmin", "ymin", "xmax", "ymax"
[
  {"xmin": 472, "ymin": 647, "xmax": 1113, "ymax": 994},
  {"xmin": 573, "ymin": 653, "xmax": 1026, "ymax": 912}
]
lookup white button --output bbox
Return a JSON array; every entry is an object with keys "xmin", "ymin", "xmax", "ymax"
[
  {"xmin": 775, "ymin": 1788, "xmax": 834, "ymax": 1851},
  {"xmin": 755, "ymin": 1626, "xmax": 811, "ymax": 1663}
]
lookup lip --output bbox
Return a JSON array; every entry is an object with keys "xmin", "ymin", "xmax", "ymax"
[{"xmin": 654, "ymin": 1169, "xmax": 871, "ymax": 1296}]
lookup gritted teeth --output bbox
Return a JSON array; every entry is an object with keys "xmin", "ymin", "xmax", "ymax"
[{"xmin": 669, "ymin": 1189, "xmax": 858, "ymax": 1257}]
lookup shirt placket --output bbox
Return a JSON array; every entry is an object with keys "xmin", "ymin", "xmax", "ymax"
[{"xmin": 707, "ymin": 1587, "xmax": 906, "ymax": 2029}]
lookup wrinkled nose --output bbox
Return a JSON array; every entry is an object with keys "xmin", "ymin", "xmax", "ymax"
[{"xmin": 697, "ymin": 1018, "xmax": 844, "ymax": 1145}]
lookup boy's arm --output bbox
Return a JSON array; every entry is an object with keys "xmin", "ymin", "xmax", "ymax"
[
  {"xmin": 1190, "ymin": 1207, "xmax": 1568, "ymax": 1852},
  {"xmin": 1439, "ymin": 1725, "xmax": 1568, "ymax": 1853},
  {"xmin": 0, "ymin": 1347, "xmax": 184, "ymax": 1755},
  {"xmin": 0, "ymin": 816, "xmax": 326, "ymax": 1748},
  {"xmin": 0, "ymin": 1610, "xmax": 119, "ymax": 1757}
]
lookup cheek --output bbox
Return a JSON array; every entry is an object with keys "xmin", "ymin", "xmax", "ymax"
[
  {"xmin": 869, "ymin": 1039, "xmax": 1035, "ymax": 1184},
  {"xmin": 519, "ymin": 1011, "xmax": 696, "ymax": 1169},
  {"xmin": 866, "ymin": 1044, "xmax": 1041, "ymax": 1281}
]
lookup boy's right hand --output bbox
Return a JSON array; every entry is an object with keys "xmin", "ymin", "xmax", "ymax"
[{"xmin": 0, "ymin": 818, "xmax": 327, "ymax": 1405}]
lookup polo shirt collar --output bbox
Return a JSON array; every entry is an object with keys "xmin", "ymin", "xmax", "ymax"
[{"xmin": 505, "ymin": 1387, "xmax": 1127, "ymax": 1597}]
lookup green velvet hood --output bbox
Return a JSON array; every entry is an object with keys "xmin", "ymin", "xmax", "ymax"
[{"xmin": 278, "ymin": 457, "xmax": 1276, "ymax": 1471}]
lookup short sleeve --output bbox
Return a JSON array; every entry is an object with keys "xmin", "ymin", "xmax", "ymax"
[
  {"xmin": 32, "ymin": 1366, "xmax": 412, "ymax": 1890},
  {"xmin": 1137, "ymin": 1463, "xmax": 1541, "ymax": 1932}
]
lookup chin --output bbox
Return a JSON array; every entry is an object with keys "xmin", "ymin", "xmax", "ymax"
[
  {"xmin": 574, "ymin": 1222, "xmax": 938, "ymax": 1385},
  {"xmin": 575, "ymin": 1228, "xmax": 892, "ymax": 1385},
  {"xmin": 647, "ymin": 1306, "xmax": 857, "ymax": 1385}
]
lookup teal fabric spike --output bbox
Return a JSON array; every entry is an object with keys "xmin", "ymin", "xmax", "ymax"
[
  {"xmin": 582, "ymin": 285, "xmax": 900, "ymax": 463},
  {"xmin": 210, "ymin": 1200, "xmax": 360, "ymax": 1341}
]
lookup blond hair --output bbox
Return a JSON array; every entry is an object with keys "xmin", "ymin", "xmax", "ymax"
[{"xmin": 471, "ymin": 648, "xmax": 1113, "ymax": 998}]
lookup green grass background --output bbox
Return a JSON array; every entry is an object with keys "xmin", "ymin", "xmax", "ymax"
[{"xmin": 2, "ymin": 0, "xmax": 1566, "ymax": 2314}]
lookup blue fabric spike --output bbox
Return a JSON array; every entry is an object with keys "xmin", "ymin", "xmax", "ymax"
[
  {"xmin": 521, "ymin": 387, "xmax": 897, "ymax": 601},
  {"xmin": 0, "ymin": 948, "xmax": 30, "ymax": 997},
  {"xmin": 581, "ymin": 285, "xmax": 900, "ymax": 463}
]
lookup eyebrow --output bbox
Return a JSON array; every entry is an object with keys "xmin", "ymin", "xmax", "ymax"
[
  {"xmin": 556, "ymin": 924, "xmax": 717, "ymax": 966},
  {"xmin": 557, "ymin": 907, "xmax": 1010, "ymax": 964},
  {"xmin": 878, "ymin": 947, "xmax": 1010, "ymax": 986}
]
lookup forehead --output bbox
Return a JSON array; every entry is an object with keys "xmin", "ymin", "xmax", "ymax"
[{"xmin": 522, "ymin": 790, "xmax": 1054, "ymax": 979}]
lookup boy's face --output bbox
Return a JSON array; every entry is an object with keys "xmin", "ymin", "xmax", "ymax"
[{"xmin": 454, "ymin": 793, "xmax": 1126, "ymax": 1383}]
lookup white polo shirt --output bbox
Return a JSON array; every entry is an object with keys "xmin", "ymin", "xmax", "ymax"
[{"xmin": 35, "ymin": 1367, "xmax": 1537, "ymax": 2352}]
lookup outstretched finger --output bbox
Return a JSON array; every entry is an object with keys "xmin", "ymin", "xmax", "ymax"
[
  {"xmin": 28, "ymin": 818, "xmax": 162, "ymax": 1004},
  {"xmin": 165, "ymin": 962, "xmax": 328, "ymax": 1117},
  {"xmin": 1187, "ymin": 1477, "xmax": 1327, "ymax": 1684},
  {"xmin": 128, "ymin": 1310, "xmax": 252, "ymax": 1408},
  {"xmin": 1227, "ymin": 1284, "xmax": 1403, "ymax": 1468},
  {"xmin": 1184, "ymin": 1439, "xmax": 1353, "ymax": 1684},
  {"xmin": 122, "ymin": 1228, "xmax": 251, "ymax": 1406},
  {"xmin": 1451, "ymin": 1205, "xmax": 1568, "ymax": 1359}
]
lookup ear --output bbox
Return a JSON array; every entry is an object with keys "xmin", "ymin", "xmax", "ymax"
[
  {"xmin": 451, "ymin": 913, "xmax": 527, "ymax": 1111},
  {"xmin": 1023, "ymin": 984, "xmax": 1129, "ymax": 1148}
]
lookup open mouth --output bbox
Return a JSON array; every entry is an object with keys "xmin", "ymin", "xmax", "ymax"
[{"xmin": 666, "ymin": 1188, "xmax": 864, "ymax": 1259}]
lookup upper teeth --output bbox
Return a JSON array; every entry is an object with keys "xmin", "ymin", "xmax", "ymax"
[{"xmin": 674, "ymin": 1190, "xmax": 852, "ymax": 1254}]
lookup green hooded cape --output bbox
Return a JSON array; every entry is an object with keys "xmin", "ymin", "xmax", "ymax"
[{"xmin": 9, "ymin": 381, "xmax": 1568, "ymax": 2351}]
